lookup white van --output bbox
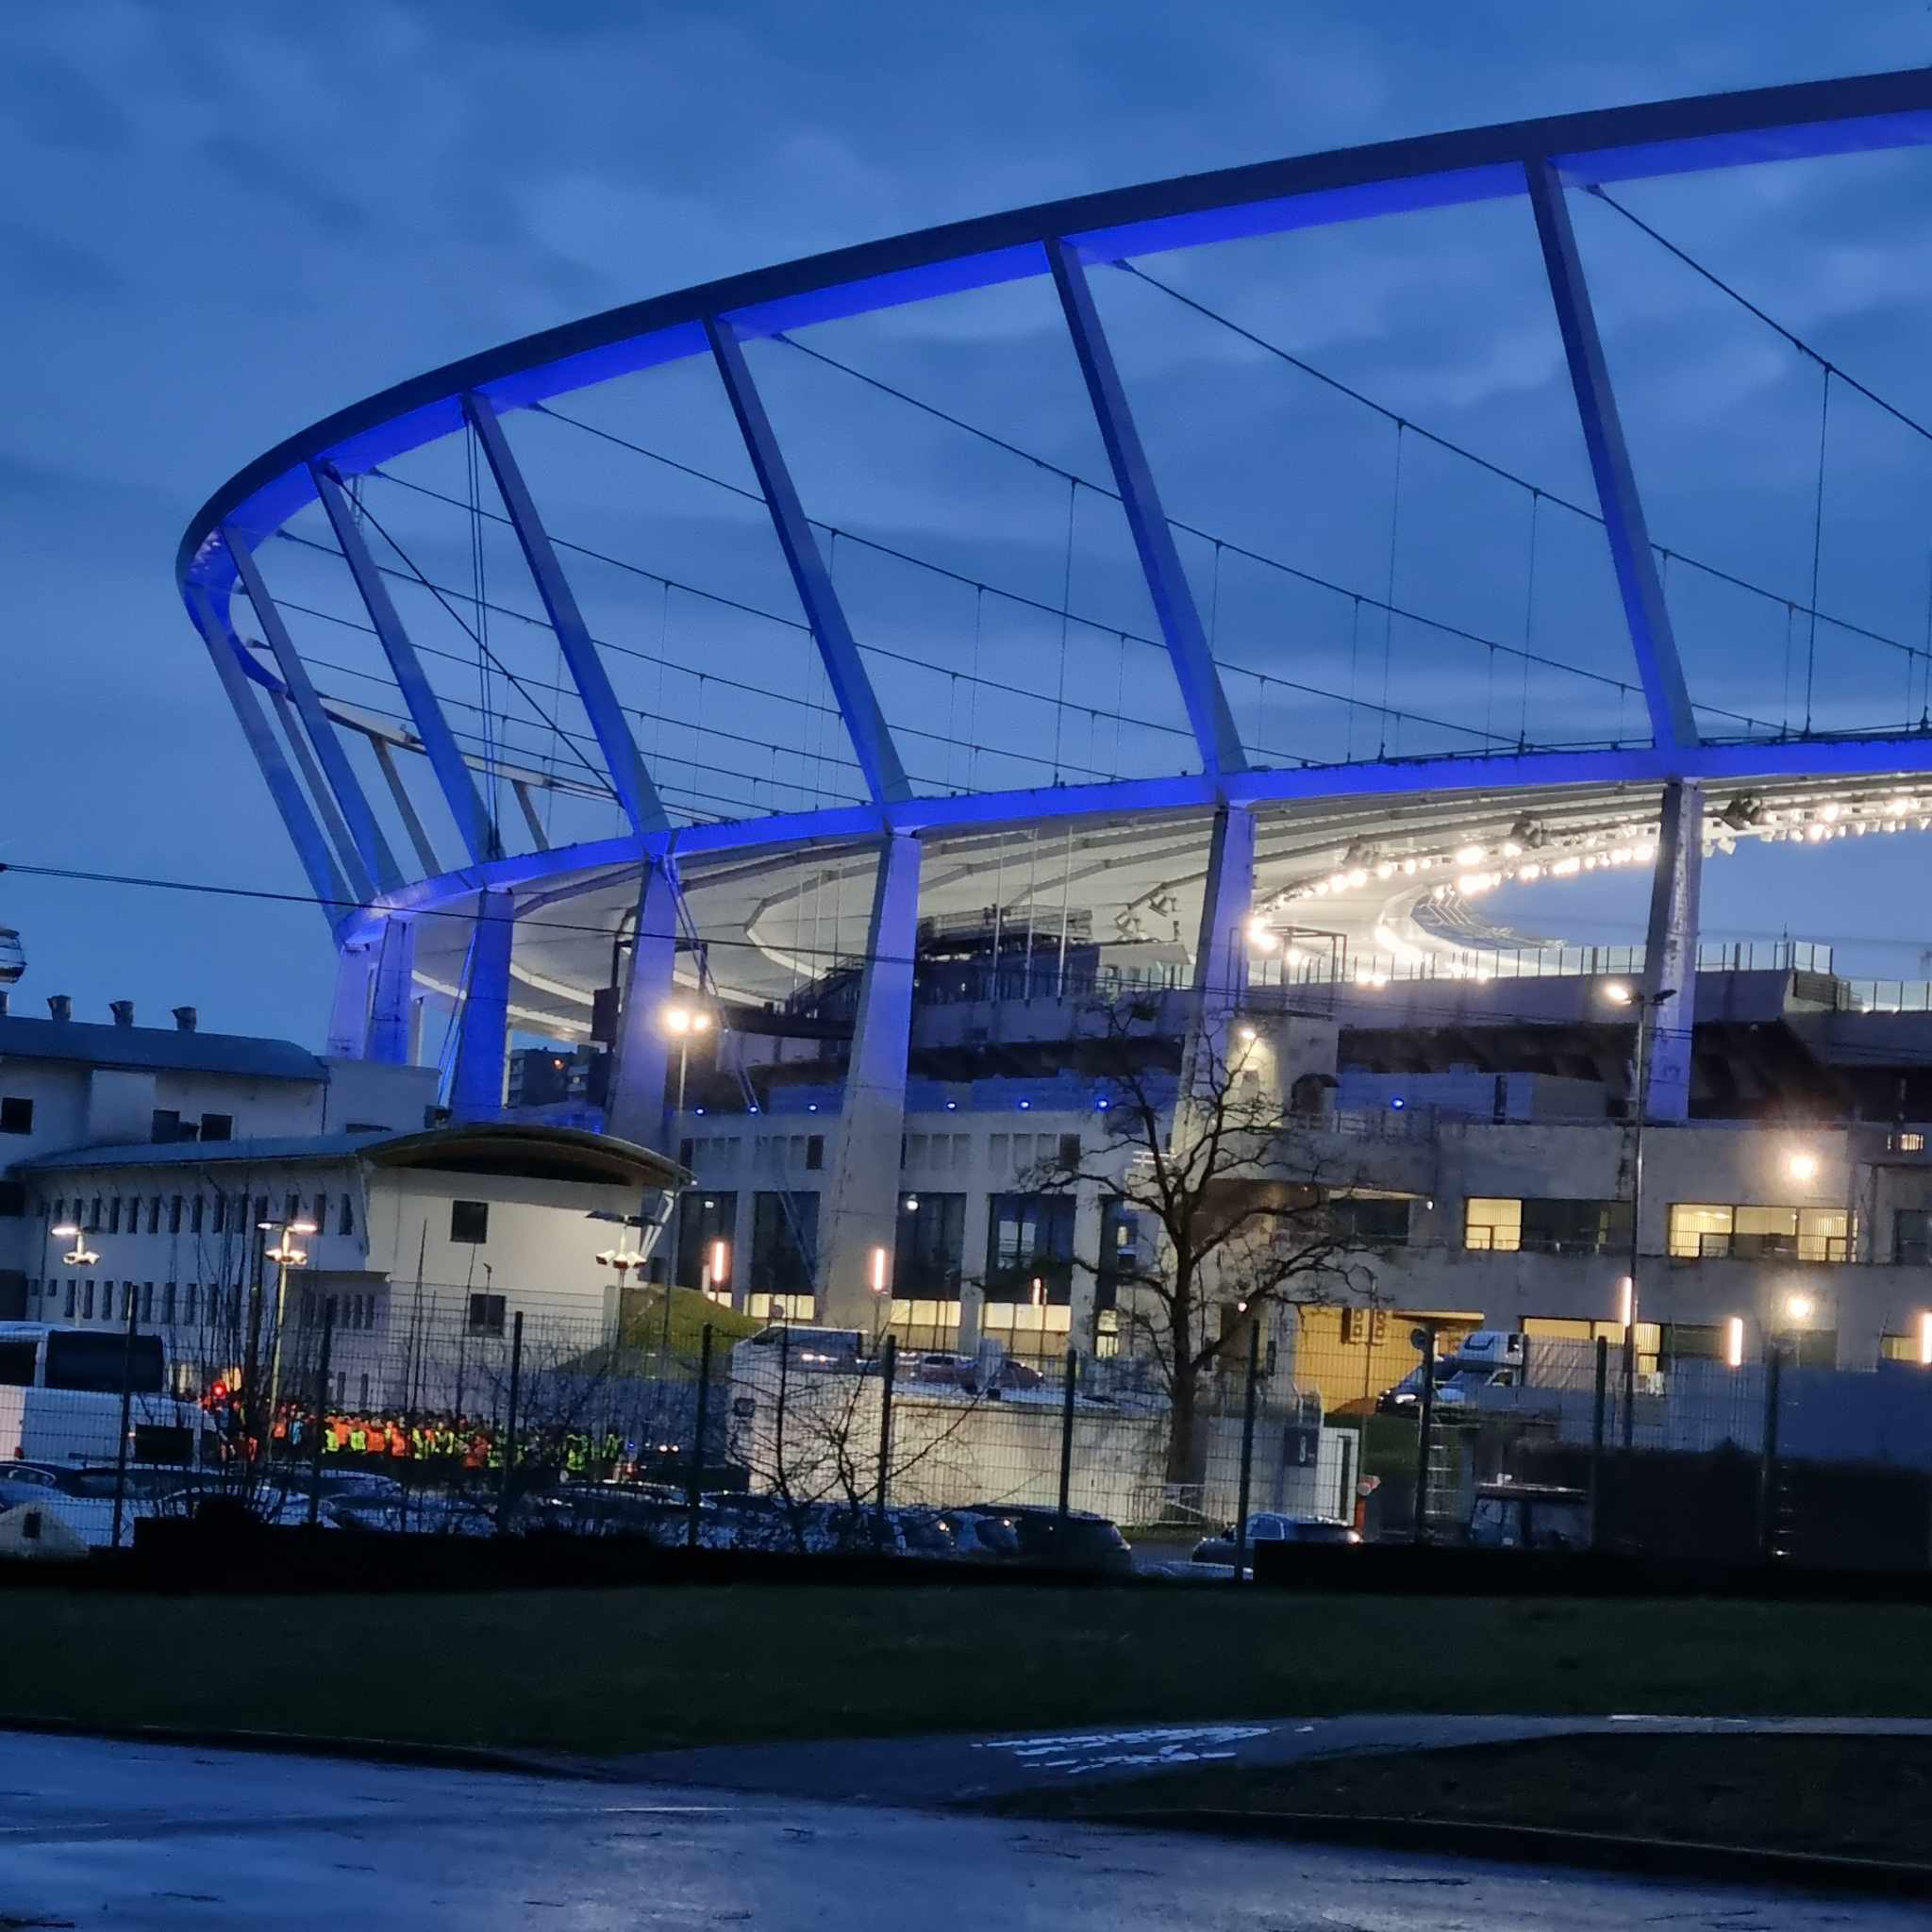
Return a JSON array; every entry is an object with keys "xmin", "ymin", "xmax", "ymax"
[{"xmin": 0, "ymin": 1323, "xmax": 204, "ymax": 1469}]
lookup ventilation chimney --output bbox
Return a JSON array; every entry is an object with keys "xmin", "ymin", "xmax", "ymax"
[
  {"xmin": 109, "ymin": 1000, "xmax": 135, "ymax": 1028},
  {"xmin": 0, "ymin": 991, "xmax": 8, "ymax": 1019},
  {"xmin": 46, "ymin": 994, "xmax": 71, "ymax": 1023},
  {"xmin": 173, "ymin": 1006, "xmax": 198, "ymax": 1034}
]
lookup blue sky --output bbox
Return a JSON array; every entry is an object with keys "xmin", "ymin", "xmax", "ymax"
[{"xmin": 7, "ymin": 1, "xmax": 1932, "ymax": 1043}]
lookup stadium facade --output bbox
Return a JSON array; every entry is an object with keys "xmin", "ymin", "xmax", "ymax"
[{"xmin": 173, "ymin": 70, "xmax": 1932, "ymax": 1401}]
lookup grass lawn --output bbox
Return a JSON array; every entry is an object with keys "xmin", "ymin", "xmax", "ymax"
[
  {"xmin": 1008, "ymin": 1732, "xmax": 1932, "ymax": 1867},
  {"xmin": 5, "ymin": 1587, "xmax": 1932, "ymax": 1757}
]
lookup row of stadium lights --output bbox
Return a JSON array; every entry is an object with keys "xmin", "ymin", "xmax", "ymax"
[{"xmin": 1243, "ymin": 791, "xmax": 1932, "ymax": 988}]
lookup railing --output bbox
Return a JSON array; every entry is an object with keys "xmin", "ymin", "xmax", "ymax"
[
  {"xmin": 1674, "ymin": 1232, "xmax": 1852, "ymax": 1264},
  {"xmin": 1251, "ymin": 936, "xmax": 1831, "ymax": 991},
  {"xmin": 1836, "ymin": 979, "xmax": 1932, "ymax": 1014}
]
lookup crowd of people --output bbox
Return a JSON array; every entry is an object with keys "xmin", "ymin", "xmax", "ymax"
[{"xmin": 208, "ymin": 1390, "xmax": 642, "ymax": 1480}]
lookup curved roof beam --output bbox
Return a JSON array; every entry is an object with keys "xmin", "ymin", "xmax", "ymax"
[{"xmin": 182, "ymin": 66, "xmax": 1932, "ymax": 596}]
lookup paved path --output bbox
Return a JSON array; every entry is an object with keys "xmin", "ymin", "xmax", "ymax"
[
  {"xmin": 595, "ymin": 1710, "xmax": 1932, "ymax": 1804},
  {"xmin": 0, "ymin": 1731, "xmax": 1918, "ymax": 1930}
]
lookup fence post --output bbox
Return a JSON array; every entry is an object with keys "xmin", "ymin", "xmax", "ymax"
[
  {"xmin": 874, "ymin": 1334, "xmax": 898, "ymax": 1534},
  {"xmin": 307, "ymin": 1298, "xmax": 335, "ymax": 1528},
  {"xmin": 1588, "ymin": 1335, "xmax": 1607, "ymax": 1553},
  {"xmin": 688, "ymin": 1323, "xmax": 713, "ymax": 1550},
  {"xmin": 1410, "ymin": 1323, "xmax": 1438, "ymax": 1545},
  {"xmin": 110, "ymin": 1284, "xmax": 138, "ymax": 1552},
  {"xmin": 501, "ymin": 1309, "xmax": 524, "ymax": 1525},
  {"xmin": 1230, "ymin": 1322, "xmax": 1261, "ymax": 1583},
  {"xmin": 1057, "ymin": 1346, "xmax": 1078, "ymax": 1526},
  {"xmin": 774, "ymin": 1321, "xmax": 791, "ymax": 1499},
  {"xmin": 1758, "ymin": 1342, "xmax": 1784, "ymax": 1561}
]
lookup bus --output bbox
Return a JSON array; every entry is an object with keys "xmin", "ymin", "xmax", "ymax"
[{"xmin": 0, "ymin": 1323, "xmax": 204, "ymax": 1469}]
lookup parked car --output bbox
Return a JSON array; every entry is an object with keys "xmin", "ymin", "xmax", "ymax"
[
  {"xmin": 958, "ymin": 1504, "xmax": 1132, "ymax": 1574},
  {"xmin": 534, "ymin": 1480, "xmax": 691, "ymax": 1542},
  {"xmin": 1467, "ymin": 1481, "xmax": 1591, "ymax": 1552},
  {"xmin": 1191, "ymin": 1512, "xmax": 1360, "ymax": 1570},
  {"xmin": 329, "ymin": 1492, "xmax": 501, "ymax": 1537}
]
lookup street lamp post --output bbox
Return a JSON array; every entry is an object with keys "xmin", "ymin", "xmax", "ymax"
[
  {"xmin": 1603, "ymin": 981, "xmax": 1675, "ymax": 1449},
  {"xmin": 259, "ymin": 1218, "xmax": 318, "ymax": 1429},
  {"xmin": 658, "ymin": 1001, "xmax": 713, "ymax": 1297}
]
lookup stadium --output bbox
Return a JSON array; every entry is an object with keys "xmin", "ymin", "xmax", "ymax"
[{"xmin": 175, "ymin": 68, "xmax": 1932, "ymax": 1378}]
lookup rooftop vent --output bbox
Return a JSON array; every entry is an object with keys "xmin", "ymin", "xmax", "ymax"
[
  {"xmin": 173, "ymin": 1006, "xmax": 198, "ymax": 1034},
  {"xmin": 108, "ymin": 1000, "xmax": 135, "ymax": 1028},
  {"xmin": 46, "ymin": 994, "xmax": 71, "ymax": 1023}
]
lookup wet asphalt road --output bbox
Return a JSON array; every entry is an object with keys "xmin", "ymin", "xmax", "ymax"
[{"xmin": 0, "ymin": 1731, "xmax": 1924, "ymax": 1930}]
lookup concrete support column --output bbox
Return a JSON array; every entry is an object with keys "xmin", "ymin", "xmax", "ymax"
[
  {"xmin": 450, "ymin": 890, "xmax": 514, "ymax": 1120},
  {"xmin": 1070, "ymin": 1183, "xmax": 1105, "ymax": 1358},
  {"xmin": 816, "ymin": 834, "xmax": 921, "ymax": 1328},
  {"xmin": 1641, "ymin": 780, "xmax": 1702, "ymax": 1122},
  {"xmin": 1177, "ymin": 803, "xmax": 1257, "ymax": 1114},
  {"xmin": 366, "ymin": 917, "xmax": 417, "ymax": 1065},
  {"xmin": 957, "ymin": 1182, "xmax": 991, "ymax": 1355},
  {"xmin": 327, "ymin": 942, "xmax": 377, "ymax": 1058},
  {"xmin": 604, "ymin": 861, "xmax": 679, "ymax": 1150}
]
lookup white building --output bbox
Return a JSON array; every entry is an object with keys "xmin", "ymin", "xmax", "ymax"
[{"xmin": 0, "ymin": 1001, "xmax": 680, "ymax": 1407}]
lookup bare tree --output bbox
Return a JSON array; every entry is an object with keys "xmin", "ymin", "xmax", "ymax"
[{"xmin": 1024, "ymin": 995, "xmax": 1382, "ymax": 1485}]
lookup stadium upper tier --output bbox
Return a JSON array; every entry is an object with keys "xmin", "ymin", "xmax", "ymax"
[{"xmin": 177, "ymin": 68, "xmax": 1932, "ymax": 1036}]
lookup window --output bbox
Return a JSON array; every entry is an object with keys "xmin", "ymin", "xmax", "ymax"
[
  {"xmin": 0, "ymin": 1096, "xmax": 32, "ymax": 1134},
  {"xmin": 284, "ymin": 1191, "xmax": 301, "ymax": 1224},
  {"xmin": 1095, "ymin": 1200, "xmax": 1141, "ymax": 1313},
  {"xmin": 1896, "ymin": 1208, "xmax": 1932, "ymax": 1267},
  {"xmin": 1659, "ymin": 1322, "xmax": 1725, "ymax": 1364},
  {"xmin": 1058, "ymin": 1133, "xmax": 1082, "ymax": 1168},
  {"xmin": 209, "ymin": 1195, "xmax": 225, "ymax": 1235},
  {"xmin": 147, "ymin": 1198, "xmax": 161, "ymax": 1235},
  {"xmin": 985, "ymin": 1192, "xmax": 1076, "ymax": 1304},
  {"xmin": 750, "ymin": 1192, "xmax": 819, "ymax": 1295},
  {"xmin": 151, "ymin": 1108, "xmax": 181, "ymax": 1143},
  {"xmin": 893, "ymin": 1192, "xmax": 966, "ymax": 1296},
  {"xmin": 168, "ymin": 1195, "xmax": 183, "ymax": 1234},
  {"xmin": 108, "ymin": 1199, "xmax": 122, "ymax": 1235},
  {"xmin": 0, "ymin": 1183, "xmax": 23, "ymax": 1218},
  {"xmin": 339, "ymin": 1193, "xmax": 354, "ymax": 1237},
  {"xmin": 88, "ymin": 1196, "xmax": 101, "ymax": 1231},
  {"xmin": 182, "ymin": 1283, "xmax": 197, "ymax": 1324},
  {"xmin": 805, "ymin": 1134, "xmax": 824, "ymax": 1171},
  {"xmin": 314, "ymin": 1193, "xmax": 329, "ymax": 1233},
  {"xmin": 1465, "ymin": 1197, "xmax": 1626, "ymax": 1255},
  {"xmin": 161, "ymin": 1283, "xmax": 175, "ymax": 1324},
  {"xmin": 50, "ymin": 1198, "xmax": 63, "ymax": 1227},
  {"xmin": 672, "ymin": 1191, "xmax": 739, "ymax": 1289},
  {"xmin": 201, "ymin": 1113, "xmax": 233, "ymax": 1142},
  {"xmin": 467, "ymin": 1293, "xmax": 507, "ymax": 1336},
  {"xmin": 1668, "ymin": 1204, "xmax": 1848, "ymax": 1262},
  {"xmin": 62, "ymin": 1280, "xmax": 75, "ymax": 1320},
  {"xmin": 45, "ymin": 1331, "xmax": 164, "ymax": 1394},
  {"xmin": 450, "ymin": 1200, "xmax": 490, "ymax": 1244},
  {"xmin": 1464, "ymin": 1197, "xmax": 1521, "ymax": 1252},
  {"xmin": 140, "ymin": 1283, "xmax": 154, "ymax": 1323},
  {"xmin": 80, "ymin": 1281, "xmax": 93, "ymax": 1320},
  {"xmin": 1329, "ymin": 1195, "xmax": 1411, "ymax": 1248}
]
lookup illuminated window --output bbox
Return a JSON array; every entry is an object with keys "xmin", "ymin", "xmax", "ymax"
[{"xmin": 1463, "ymin": 1198, "xmax": 1521, "ymax": 1252}]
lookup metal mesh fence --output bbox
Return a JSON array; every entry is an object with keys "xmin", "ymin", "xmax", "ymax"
[
  {"xmin": 8, "ymin": 1291, "xmax": 1927, "ymax": 1571},
  {"xmin": 0, "ymin": 1292, "xmax": 1353, "ymax": 1559}
]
